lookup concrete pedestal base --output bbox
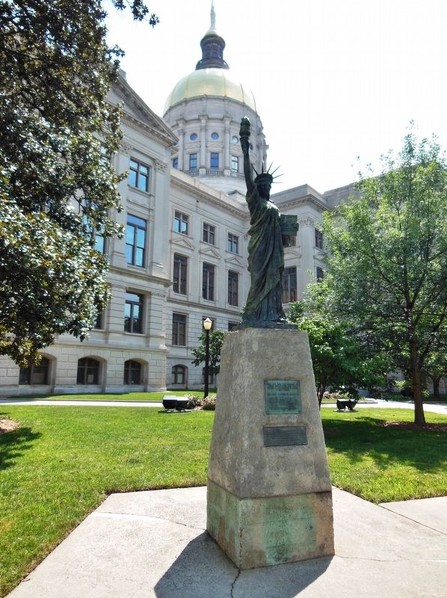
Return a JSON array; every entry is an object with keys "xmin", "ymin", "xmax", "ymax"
[{"xmin": 207, "ymin": 328, "xmax": 334, "ymax": 569}]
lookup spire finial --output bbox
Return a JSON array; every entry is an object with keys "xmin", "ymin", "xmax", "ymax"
[{"xmin": 210, "ymin": 1, "xmax": 216, "ymax": 31}]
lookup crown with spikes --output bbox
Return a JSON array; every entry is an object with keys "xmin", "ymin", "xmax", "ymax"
[{"xmin": 253, "ymin": 162, "xmax": 282, "ymax": 184}]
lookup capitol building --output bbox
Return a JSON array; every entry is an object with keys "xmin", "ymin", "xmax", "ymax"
[{"xmin": 0, "ymin": 8, "xmax": 352, "ymax": 395}]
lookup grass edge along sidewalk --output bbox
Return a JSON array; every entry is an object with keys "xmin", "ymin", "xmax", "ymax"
[{"xmin": 0, "ymin": 405, "xmax": 446, "ymax": 597}]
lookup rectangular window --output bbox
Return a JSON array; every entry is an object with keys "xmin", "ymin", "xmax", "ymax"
[
  {"xmin": 124, "ymin": 292, "xmax": 143, "ymax": 333},
  {"xmin": 282, "ymin": 266, "xmax": 297, "ymax": 303},
  {"xmin": 81, "ymin": 199, "xmax": 106, "ymax": 254},
  {"xmin": 128, "ymin": 158, "xmax": 149, "ymax": 192},
  {"xmin": 210, "ymin": 152, "xmax": 219, "ymax": 170},
  {"xmin": 126, "ymin": 214, "xmax": 147, "ymax": 267},
  {"xmin": 94, "ymin": 233, "xmax": 105, "ymax": 254},
  {"xmin": 227, "ymin": 232, "xmax": 239, "ymax": 254},
  {"xmin": 316, "ymin": 267, "xmax": 324, "ymax": 281},
  {"xmin": 228, "ymin": 322, "xmax": 239, "ymax": 331},
  {"xmin": 172, "ymin": 157, "xmax": 178, "ymax": 169},
  {"xmin": 172, "ymin": 365, "xmax": 186, "ymax": 385},
  {"xmin": 231, "ymin": 155, "xmax": 239, "ymax": 172},
  {"xmin": 172, "ymin": 313, "xmax": 187, "ymax": 346},
  {"xmin": 173, "ymin": 254, "xmax": 187, "ymax": 295},
  {"xmin": 94, "ymin": 311, "xmax": 104, "ymax": 330},
  {"xmin": 315, "ymin": 228, "xmax": 324, "ymax": 249},
  {"xmin": 202, "ymin": 263, "xmax": 215, "ymax": 301},
  {"xmin": 189, "ymin": 153, "xmax": 198, "ymax": 171},
  {"xmin": 203, "ymin": 222, "xmax": 216, "ymax": 245},
  {"xmin": 228, "ymin": 271, "xmax": 239, "ymax": 306},
  {"xmin": 174, "ymin": 210, "xmax": 189, "ymax": 235}
]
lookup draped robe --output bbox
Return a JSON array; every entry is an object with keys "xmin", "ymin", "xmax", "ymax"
[{"xmin": 242, "ymin": 185, "xmax": 286, "ymax": 326}]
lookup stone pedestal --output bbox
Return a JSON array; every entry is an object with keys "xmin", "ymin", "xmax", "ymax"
[{"xmin": 207, "ymin": 328, "xmax": 334, "ymax": 569}]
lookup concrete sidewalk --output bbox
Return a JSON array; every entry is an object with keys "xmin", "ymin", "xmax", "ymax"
[{"xmin": 8, "ymin": 487, "xmax": 447, "ymax": 598}]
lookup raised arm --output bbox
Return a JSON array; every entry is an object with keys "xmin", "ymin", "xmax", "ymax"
[{"xmin": 239, "ymin": 117, "xmax": 255, "ymax": 194}]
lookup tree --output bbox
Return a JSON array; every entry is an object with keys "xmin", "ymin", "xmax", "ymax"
[
  {"xmin": 191, "ymin": 330, "xmax": 226, "ymax": 378},
  {"xmin": 289, "ymin": 298, "xmax": 388, "ymax": 407},
  {"xmin": 0, "ymin": 1, "xmax": 157, "ymax": 365},
  {"xmin": 322, "ymin": 130, "xmax": 447, "ymax": 425}
]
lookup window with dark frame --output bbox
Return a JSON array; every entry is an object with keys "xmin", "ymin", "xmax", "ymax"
[
  {"xmin": 316, "ymin": 267, "xmax": 324, "ymax": 281},
  {"xmin": 128, "ymin": 158, "xmax": 149, "ymax": 192},
  {"xmin": 227, "ymin": 232, "xmax": 239, "ymax": 254},
  {"xmin": 210, "ymin": 152, "xmax": 219, "ymax": 170},
  {"xmin": 174, "ymin": 211, "xmax": 189, "ymax": 235},
  {"xmin": 124, "ymin": 360, "xmax": 142, "ymax": 385},
  {"xmin": 189, "ymin": 153, "xmax": 198, "ymax": 171},
  {"xmin": 172, "ymin": 313, "xmax": 187, "ymax": 346},
  {"xmin": 82, "ymin": 199, "xmax": 106, "ymax": 254},
  {"xmin": 172, "ymin": 364, "xmax": 186, "ymax": 385},
  {"xmin": 94, "ymin": 311, "xmax": 104, "ymax": 330},
  {"xmin": 228, "ymin": 322, "xmax": 239, "ymax": 331},
  {"xmin": 202, "ymin": 263, "xmax": 215, "ymax": 301},
  {"xmin": 282, "ymin": 266, "xmax": 297, "ymax": 303},
  {"xmin": 19, "ymin": 357, "xmax": 50, "ymax": 385},
  {"xmin": 77, "ymin": 358, "xmax": 100, "ymax": 385},
  {"xmin": 124, "ymin": 292, "xmax": 144, "ymax": 333},
  {"xmin": 231, "ymin": 155, "xmax": 239, "ymax": 172},
  {"xmin": 203, "ymin": 222, "xmax": 216, "ymax": 245},
  {"xmin": 126, "ymin": 214, "xmax": 147, "ymax": 267},
  {"xmin": 228, "ymin": 270, "xmax": 239, "ymax": 306},
  {"xmin": 173, "ymin": 254, "xmax": 187, "ymax": 295},
  {"xmin": 315, "ymin": 228, "xmax": 324, "ymax": 249}
]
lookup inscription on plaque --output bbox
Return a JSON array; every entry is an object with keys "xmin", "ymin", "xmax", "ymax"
[
  {"xmin": 265, "ymin": 379, "xmax": 301, "ymax": 414},
  {"xmin": 263, "ymin": 426, "xmax": 308, "ymax": 447}
]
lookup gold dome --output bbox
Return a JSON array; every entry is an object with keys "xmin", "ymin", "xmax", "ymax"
[{"xmin": 164, "ymin": 68, "xmax": 257, "ymax": 114}]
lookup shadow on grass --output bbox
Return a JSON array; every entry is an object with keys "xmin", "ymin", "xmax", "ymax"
[
  {"xmin": 323, "ymin": 416, "xmax": 447, "ymax": 473},
  {"xmin": 0, "ymin": 416, "xmax": 41, "ymax": 470}
]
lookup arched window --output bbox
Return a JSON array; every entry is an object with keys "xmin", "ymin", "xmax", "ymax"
[
  {"xmin": 19, "ymin": 357, "xmax": 50, "ymax": 385},
  {"xmin": 172, "ymin": 365, "xmax": 187, "ymax": 385},
  {"xmin": 124, "ymin": 360, "xmax": 142, "ymax": 385},
  {"xmin": 77, "ymin": 358, "xmax": 100, "ymax": 385}
]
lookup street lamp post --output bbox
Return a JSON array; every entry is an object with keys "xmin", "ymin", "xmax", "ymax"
[{"xmin": 203, "ymin": 317, "xmax": 212, "ymax": 398}]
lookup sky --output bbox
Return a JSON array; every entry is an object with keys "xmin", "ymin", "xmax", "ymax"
[{"xmin": 106, "ymin": 0, "xmax": 447, "ymax": 193}]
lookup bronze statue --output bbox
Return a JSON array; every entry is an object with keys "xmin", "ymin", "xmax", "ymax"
[{"xmin": 239, "ymin": 117, "xmax": 297, "ymax": 328}]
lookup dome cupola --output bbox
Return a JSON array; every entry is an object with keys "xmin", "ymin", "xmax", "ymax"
[
  {"xmin": 163, "ymin": 2, "xmax": 267, "ymax": 196},
  {"xmin": 195, "ymin": 3, "xmax": 229, "ymax": 71}
]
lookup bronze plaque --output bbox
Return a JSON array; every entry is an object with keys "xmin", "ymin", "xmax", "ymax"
[
  {"xmin": 265, "ymin": 380, "xmax": 301, "ymax": 414},
  {"xmin": 263, "ymin": 426, "xmax": 308, "ymax": 447}
]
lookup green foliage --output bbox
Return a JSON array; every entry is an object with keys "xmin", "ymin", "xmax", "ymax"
[
  {"xmin": 322, "ymin": 129, "xmax": 447, "ymax": 424},
  {"xmin": 191, "ymin": 330, "xmax": 226, "ymax": 376},
  {"xmin": 0, "ymin": 1, "xmax": 157, "ymax": 364},
  {"xmin": 289, "ymin": 298, "xmax": 389, "ymax": 405}
]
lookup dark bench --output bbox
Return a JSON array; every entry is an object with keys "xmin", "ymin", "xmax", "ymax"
[{"xmin": 162, "ymin": 396, "xmax": 192, "ymax": 411}]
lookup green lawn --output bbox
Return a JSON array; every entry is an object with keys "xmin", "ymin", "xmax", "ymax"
[
  {"xmin": 0, "ymin": 405, "xmax": 446, "ymax": 596},
  {"xmin": 322, "ymin": 408, "xmax": 447, "ymax": 502}
]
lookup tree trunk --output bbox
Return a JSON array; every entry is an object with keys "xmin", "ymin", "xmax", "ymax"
[
  {"xmin": 317, "ymin": 384, "xmax": 325, "ymax": 408},
  {"xmin": 410, "ymin": 343, "xmax": 426, "ymax": 425}
]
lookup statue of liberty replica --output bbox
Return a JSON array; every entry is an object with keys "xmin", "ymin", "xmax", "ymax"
[{"xmin": 239, "ymin": 117, "xmax": 297, "ymax": 327}]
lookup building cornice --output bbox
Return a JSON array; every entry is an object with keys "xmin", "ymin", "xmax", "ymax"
[{"xmin": 171, "ymin": 170, "xmax": 249, "ymax": 219}]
